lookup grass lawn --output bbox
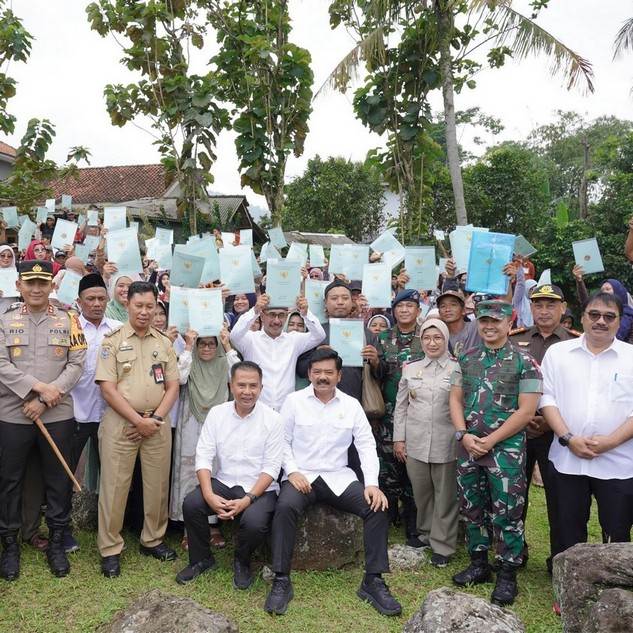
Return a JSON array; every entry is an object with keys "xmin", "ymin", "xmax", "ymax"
[{"xmin": 0, "ymin": 486, "xmax": 602, "ymax": 633}]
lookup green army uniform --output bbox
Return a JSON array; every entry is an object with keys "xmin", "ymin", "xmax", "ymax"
[
  {"xmin": 375, "ymin": 325, "xmax": 424, "ymax": 531},
  {"xmin": 451, "ymin": 323, "xmax": 542, "ymax": 565}
]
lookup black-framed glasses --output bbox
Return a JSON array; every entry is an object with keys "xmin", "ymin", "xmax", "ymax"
[{"xmin": 585, "ymin": 310, "xmax": 618, "ymax": 324}]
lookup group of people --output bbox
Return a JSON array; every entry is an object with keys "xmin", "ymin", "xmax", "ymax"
[{"xmin": 0, "ymin": 217, "xmax": 632, "ymax": 620}]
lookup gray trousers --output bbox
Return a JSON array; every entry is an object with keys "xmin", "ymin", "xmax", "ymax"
[{"xmin": 406, "ymin": 457, "xmax": 459, "ymax": 556}]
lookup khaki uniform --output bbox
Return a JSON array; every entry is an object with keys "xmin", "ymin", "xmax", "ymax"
[
  {"xmin": 393, "ymin": 355, "xmax": 460, "ymax": 556},
  {"xmin": 95, "ymin": 322, "xmax": 178, "ymax": 557}
]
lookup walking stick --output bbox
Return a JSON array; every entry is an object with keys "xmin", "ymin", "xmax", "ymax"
[{"xmin": 34, "ymin": 417, "xmax": 82, "ymax": 492}]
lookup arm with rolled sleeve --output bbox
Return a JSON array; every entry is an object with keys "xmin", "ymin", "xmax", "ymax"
[
  {"xmin": 229, "ymin": 306, "xmax": 257, "ymax": 356},
  {"xmin": 0, "ymin": 319, "xmax": 38, "ymax": 398},
  {"xmin": 351, "ymin": 400, "xmax": 379, "ymax": 487},
  {"xmin": 295, "ymin": 310, "xmax": 326, "ymax": 354},
  {"xmin": 392, "ymin": 375, "xmax": 409, "ymax": 443},
  {"xmin": 280, "ymin": 396, "xmax": 299, "ymax": 476},
  {"xmin": 261, "ymin": 414, "xmax": 284, "ymax": 480}
]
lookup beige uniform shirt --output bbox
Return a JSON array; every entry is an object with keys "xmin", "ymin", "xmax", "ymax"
[
  {"xmin": 95, "ymin": 322, "xmax": 178, "ymax": 416},
  {"xmin": 0, "ymin": 303, "xmax": 87, "ymax": 424},
  {"xmin": 393, "ymin": 355, "xmax": 458, "ymax": 463}
]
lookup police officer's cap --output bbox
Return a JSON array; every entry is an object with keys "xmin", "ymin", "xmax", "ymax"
[
  {"xmin": 18, "ymin": 260, "xmax": 53, "ymax": 281},
  {"xmin": 392, "ymin": 289, "xmax": 421, "ymax": 310},
  {"xmin": 529, "ymin": 284, "xmax": 565, "ymax": 301},
  {"xmin": 476, "ymin": 299, "xmax": 513, "ymax": 320}
]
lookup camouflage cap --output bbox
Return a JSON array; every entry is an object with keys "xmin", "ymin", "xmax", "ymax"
[{"xmin": 476, "ymin": 299, "xmax": 513, "ymax": 320}]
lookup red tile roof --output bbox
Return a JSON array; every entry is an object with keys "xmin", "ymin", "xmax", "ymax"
[
  {"xmin": 0, "ymin": 141, "xmax": 16, "ymax": 158},
  {"xmin": 48, "ymin": 164, "xmax": 169, "ymax": 204}
]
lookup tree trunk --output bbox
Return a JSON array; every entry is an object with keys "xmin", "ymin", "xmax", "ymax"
[
  {"xmin": 579, "ymin": 135, "xmax": 590, "ymax": 219},
  {"xmin": 436, "ymin": 1, "xmax": 468, "ymax": 226}
]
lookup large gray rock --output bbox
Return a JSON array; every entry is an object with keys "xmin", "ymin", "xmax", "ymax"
[
  {"xmin": 583, "ymin": 588, "xmax": 633, "ymax": 633},
  {"xmin": 553, "ymin": 543, "xmax": 633, "ymax": 633},
  {"xmin": 71, "ymin": 489, "xmax": 98, "ymax": 531},
  {"xmin": 97, "ymin": 589, "xmax": 238, "ymax": 633},
  {"xmin": 388, "ymin": 544, "xmax": 427, "ymax": 571},
  {"xmin": 403, "ymin": 587, "xmax": 525, "ymax": 633},
  {"xmin": 291, "ymin": 503, "xmax": 363, "ymax": 570}
]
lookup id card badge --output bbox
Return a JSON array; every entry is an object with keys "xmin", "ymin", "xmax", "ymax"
[{"xmin": 151, "ymin": 364, "xmax": 165, "ymax": 384}]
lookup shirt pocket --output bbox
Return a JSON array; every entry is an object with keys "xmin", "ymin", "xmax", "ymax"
[
  {"xmin": 493, "ymin": 375, "xmax": 519, "ymax": 409},
  {"xmin": 609, "ymin": 375, "xmax": 633, "ymax": 404},
  {"xmin": 47, "ymin": 335, "xmax": 70, "ymax": 361},
  {"xmin": 6, "ymin": 334, "xmax": 29, "ymax": 361},
  {"xmin": 115, "ymin": 349, "xmax": 138, "ymax": 377}
]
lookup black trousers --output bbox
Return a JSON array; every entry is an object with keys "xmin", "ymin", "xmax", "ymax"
[
  {"xmin": 183, "ymin": 480, "xmax": 277, "ymax": 566},
  {"xmin": 0, "ymin": 419, "xmax": 75, "ymax": 537},
  {"xmin": 271, "ymin": 478, "xmax": 390, "ymax": 575},
  {"xmin": 523, "ymin": 432, "xmax": 560, "ymax": 561},
  {"xmin": 70, "ymin": 421, "xmax": 100, "ymax": 473},
  {"xmin": 551, "ymin": 464, "xmax": 633, "ymax": 555}
]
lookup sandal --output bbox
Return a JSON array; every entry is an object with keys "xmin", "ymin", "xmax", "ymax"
[{"xmin": 210, "ymin": 527, "xmax": 226, "ymax": 549}]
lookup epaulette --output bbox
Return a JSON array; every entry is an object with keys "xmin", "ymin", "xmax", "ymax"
[
  {"xmin": 509, "ymin": 327, "xmax": 529, "ymax": 336},
  {"xmin": 564, "ymin": 327, "xmax": 582, "ymax": 338},
  {"xmin": 104, "ymin": 325, "xmax": 123, "ymax": 337},
  {"xmin": 154, "ymin": 327, "xmax": 172, "ymax": 339},
  {"xmin": 6, "ymin": 302, "xmax": 22, "ymax": 312}
]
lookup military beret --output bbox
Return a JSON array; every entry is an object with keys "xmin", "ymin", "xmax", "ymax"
[
  {"xmin": 476, "ymin": 299, "xmax": 513, "ymax": 320},
  {"xmin": 392, "ymin": 288, "xmax": 421, "ymax": 310},
  {"xmin": 18, "ymin": 260, "xmax": 53, "ymax": 281}
]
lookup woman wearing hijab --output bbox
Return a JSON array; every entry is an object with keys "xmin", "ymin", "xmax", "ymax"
[
  {"xmin": 225, "ymin": 293, "xmax": 256, "ymax": 329},
  {"xmin": 392, "ymin": 318, "xmax": 460, "ymax": 568},
  {"xmin": 367, "ymin": 313, "xmax": 391, "ymax": 336},
  {"xmin": 24, "ymin": 239, "xmax": 62, "ymax": 275},
  {"xmin": 105, "ymin": 273, "xmax": 133, "ymax": 320},
  {"xmin": 0, "ymin": 244, "xmax": 17, "ymax": 314},
  {"xmin": 157, "ymin": 272, "xmax": 171, "ymax": 303},
  {"xmin": 170, "ymin": 326, "xmax": 239, "ymax": 549},
  {"xmin": 573, "ymin": 267, "xmax": 633, "ymax": 342}
]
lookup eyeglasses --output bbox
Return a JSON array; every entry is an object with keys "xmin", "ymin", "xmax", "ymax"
[
  {"xmin": 422, "ymin": 335, "xmax": 445, "ymax": 344},
  {"xmin": 585, "ymin": 310, "xmax": 618, "ymax": 324},
  {"xmin": 198, "ymin": 340, "xmax": 217, "ymax": 348}
]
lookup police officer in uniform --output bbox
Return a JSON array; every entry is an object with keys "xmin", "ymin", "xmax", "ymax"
[
  {"xmin": 449, "ymin": 300, "xmax": 542, "ymax": 606},
  {"xmin": 0, "ymin": 260, "xmax": 86, "ymax": 580},
  {"xmin": 509, "ymin": 284, "xmax": 579, "ymax": 572},
  {"xmin": 96, "ymin": 281, "xmax": 180, "ymax": 578},
  {"xmin": 374, "ymin": 289, "xmax": 424, "ymax": 545}
]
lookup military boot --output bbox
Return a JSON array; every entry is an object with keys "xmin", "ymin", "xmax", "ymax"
[
  {"xmin": 0, "ymin": 535, "xmax": 20, "ymax": 581},
  {"xmin": 491, "ymin": 563, "xmax": 519, "ymax": 606},
  {"xmin": 46, "ymin": 529, "xmax": 70, "ymax": 577},
  {"xmin": 452, "ymin": 550, "xmax": 492, "ymax": 586}
]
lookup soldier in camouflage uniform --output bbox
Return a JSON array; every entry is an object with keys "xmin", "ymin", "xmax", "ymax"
[
  {"xmin": 449, "ymin": 300, "xmax": 542, "ymax": 607},
  {"xmin": 375, "ymin": 289, "xmax": 424, "ymax": 546}
]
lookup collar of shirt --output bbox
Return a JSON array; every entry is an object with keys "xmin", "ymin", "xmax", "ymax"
[
  {"xmin": 305, "ymin": 384, "xmax": 341, "ymax": 405},
  {"xmin": 231, "ymin": 401, "xmax": 260, "ymax": 420},
  {"xmin": 79, "ymin": 313, "xmax": 119, "ymax": 332},
  {"xmin": 420, "ymin": 353, "xmax": 449, "ymax": 368},
  {"xmin": 570, "ymin": 334, "xmax": 619, "ymax": 358},
  {"xmin": 259, "ymin": 329, "xmax": 289, "ymax": 343},
  {"xmin": 122, "ymin": 322, "xmax": 161, "ymax": 340}
]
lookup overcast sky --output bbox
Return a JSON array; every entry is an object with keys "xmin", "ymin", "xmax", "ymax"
[{"xmin": 5, "ymin": 1, "xmax": 633, "ymax": 215}]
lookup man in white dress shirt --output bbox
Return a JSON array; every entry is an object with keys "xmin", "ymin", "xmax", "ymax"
[
  {"xmin": 176, "ymin": 361, "xmax": 283, "ymax": 590},
  {"xmin": 265, "ymin": 349, "xmax": 401, "ymax": 617},
  {"xmin": 66, "ymin": 273, "xmax": 122, "ymax": 553},
  {"xmin": 229, "ymin": 293, "xmax": 325, "ymax": 410},
  {"xmin": 541, "ymin": 291, "xmax": 633, "ymax": 555}
]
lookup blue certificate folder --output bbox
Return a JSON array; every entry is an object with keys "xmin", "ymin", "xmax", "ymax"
[
  {"xmin": 188, "ymin": 288, "xmax": 224, "ymax": 337},
  {"xmin": 405, "ymin": 246, "xmax": 437, "ymax": 291},
  {"xmin": 362, "ymin": 263, "xmax": 391, "ymax": 308},
  {"xmin": 573, "ymin": 238, "xmax": 604, "ymax": 275},
  {"xmin": 168, "ymin": 286, "xmax": 190, "ymax": 333},
  {"xmin": 266, "ymin": 259, "xmax": 301, "ymax": 308},
  {"xmin": 328, "ymin": 244, "xmax": 369, "ymax": 281},
  {"xmin": 465, "ymin": 231, "xmax": 516, "ymax": 295},
  {"xmin": 305, "ymin": 279, "xmax": 328, "ymax": 323},
  {"xmin": 219, "ymin": 245, "xmax": 255, "ymax": 294},
  {"xmin": 268, "ymin": 226, "xmax": 288, "ymax": 249},
  {"xmin": 449, "ymin": 226, "xmax": 488, "ymax": 272},
  {"xmin": 170, "ymin": 248, "xmax": 205, "ymax": 288},
  {"xmin": 329, "ymin": 318, "xmax": 365, "ymax": 367}
]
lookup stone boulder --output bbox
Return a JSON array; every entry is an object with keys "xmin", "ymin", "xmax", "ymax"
[
  {"xmin": 97, "ymin": 589, "xmax": 238, "ymax": 633},
  {"xmin": 553, "ymin": 543, "xmax": 633, "ymax": 633},
  {"xmin": 388, "ymin": 544, "xmax": 427, "ymax": 571},
  {"xmin": 71, "ymin": 489, "xmax": 99, "ymax": 531},
  {"xmin": 403, "ymin": 587, "xmax": 525, "ymax": 633},
  {"xmin": 291, "ymin": 503, "xmax": 363, "ymax": 570}
]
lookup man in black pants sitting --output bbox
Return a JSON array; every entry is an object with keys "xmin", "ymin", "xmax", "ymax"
[{"xmin": 264, "ymin": 349, "xmax": 401, "ymax": 617}]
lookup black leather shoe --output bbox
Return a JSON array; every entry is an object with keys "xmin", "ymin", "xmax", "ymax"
[
  {"xmin": 452, "ymin": 552, "xmax": 492, "ymax": 587},
  {"xmin": 101, "ymin": 555, "xmax": 120, "ymax": 578},
  {"xmin": 233, "ymin": 557, "xmax": 253, "ymax": 590},
  {"xmin": 357, "ymin": 576, "xmax": 402, "ymax": 616},
  {"xmin": 491, "ymin": 564, "xmax": 519, "ymax": 606},
  {"xmin": 175, "ymin": 557, "xmax": 215, "ymax": 585},
  {"xmin": 264, "ymin": 575, "xmax": 294, "ymax": 615},
  {"xmin": 139, "ymin": 542, "xmax": 177, "ymax": 562},
  {"xmin": 406, "ymin": 536, "xmax": 430, "ymax": 548},
  {"xmin": 0, "ymin": 535, "xmax": 20, "ymax": 581},
  {"xmin": 46, "ymin": 530, "xmax": 70, "ymax": 577}
]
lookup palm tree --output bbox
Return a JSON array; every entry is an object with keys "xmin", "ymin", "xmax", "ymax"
[
  {"xmin": 319, "ymin": 0, "xmax": 594, "ymax": 225},
  {"xmin": 613, "ymin": 16, "xmax": 633, "ymax": 57}
]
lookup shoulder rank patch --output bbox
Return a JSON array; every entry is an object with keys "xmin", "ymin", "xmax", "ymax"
[
  {"xmin": 509, "ymin": 327, "xmax": 528, "ymax": 336},
  {"xmin": 104, "ymin": 325, "xmax": 123, "ymax": 338},
  {"xmin": 564, "ymin": 327, "xmax": 582, "ymax": 338}
]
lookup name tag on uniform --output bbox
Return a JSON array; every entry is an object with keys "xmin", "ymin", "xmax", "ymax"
[{"xmin": 151, "ymin": 364, "xmax": 165, "ymax": 384}]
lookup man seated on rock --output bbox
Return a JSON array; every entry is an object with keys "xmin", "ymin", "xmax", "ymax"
[
  {"xmin": 264, "ymin": 349, "xmax": 401, "ymax": 617},
  {"xmin": 175, "ymin": 361, "xmax": 283, "ymax": 589}
]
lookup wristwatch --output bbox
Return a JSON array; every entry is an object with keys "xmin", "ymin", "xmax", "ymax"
[
  {"xmin": 152, "ymin": 414, "xmax": 164, "ymax": 422},
  {"xmin": 558, "ymin": 432, "xmax": 574, "ymax": 447},
  {"xmin": 455, "ymin": 430, "xmax": 467, "ymax": 442},
  {"xmin": 245, "ymin": 492, "xmax": 258, "ymax": 504}
]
